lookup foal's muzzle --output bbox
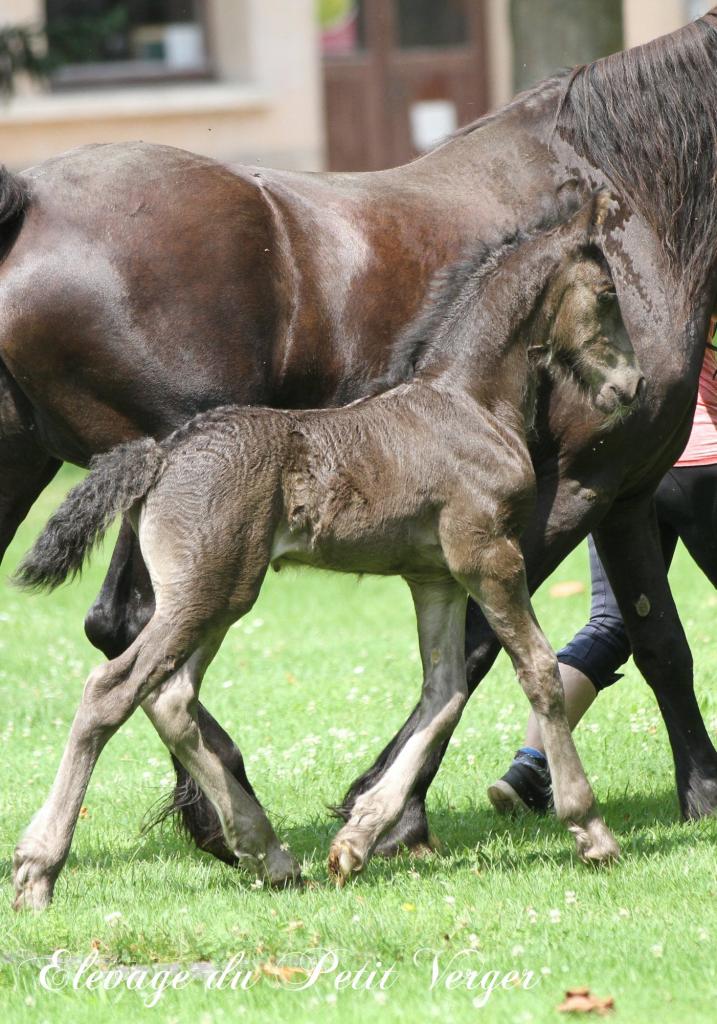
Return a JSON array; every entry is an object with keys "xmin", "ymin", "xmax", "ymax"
[{"xmin": 596, "ymin": 371, "xmax": 646, "ymax": 414}]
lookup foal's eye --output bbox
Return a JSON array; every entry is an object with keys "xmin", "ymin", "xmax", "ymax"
[{"xmin": 598, "ymin": 289, "xmax": 617, "ymax": 304}]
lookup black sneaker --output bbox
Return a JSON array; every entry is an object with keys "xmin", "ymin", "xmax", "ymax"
[{"xmin": 487, "ymin": 749, "xmax": 553, "ymax": 814}]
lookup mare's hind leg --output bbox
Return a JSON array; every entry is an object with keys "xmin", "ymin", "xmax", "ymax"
[
  {"xmin": 142, "ymin": 640, "xmax": 301, "ymax": 886},
  {"xmin": 328, "ymin": 579, "xmax": 468, "ymax": 883},
  {"xmin": 456, "ymin": 540, "xmax": 619, "ymax": 864}
]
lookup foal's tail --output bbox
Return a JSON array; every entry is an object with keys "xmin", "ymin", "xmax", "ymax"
[{"xmin": 14, "ymin": 438, "xmax": 166, "ymax": 592}]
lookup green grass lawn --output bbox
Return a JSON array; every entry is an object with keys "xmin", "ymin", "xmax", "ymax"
[{"xmin": 2, "ymin": 466, "xmax": 717, "ymax": 1023}]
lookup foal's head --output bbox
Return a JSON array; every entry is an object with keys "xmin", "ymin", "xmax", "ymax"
[{"xmin": 530, "ymin": 200, "xmax": 645, "ymax": 417}]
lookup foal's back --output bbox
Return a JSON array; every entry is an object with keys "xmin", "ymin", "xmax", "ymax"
[{"xmin": 139, "ymin": 381, "xmax": 530, "ymax": 607}]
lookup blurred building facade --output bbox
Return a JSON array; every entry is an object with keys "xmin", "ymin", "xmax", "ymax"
[
  {"xmin": 0, "ymin": 0, "xmax": 712, "ymax": 173},
  {"xmin": 0, "ymin": 0, "xmax": 325, "ymax": 170}
]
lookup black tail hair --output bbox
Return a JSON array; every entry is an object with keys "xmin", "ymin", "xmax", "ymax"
[
  {"xmin": 0, "ymin": 166, "xmax": 28, "ymax": 261},
  {"xmin": 0, "ymin": 166, "xmax": 27, "ymax": 226},
  {"xmin": 14, "ymin": 438, "xmax": 165, "ymax": 592}
]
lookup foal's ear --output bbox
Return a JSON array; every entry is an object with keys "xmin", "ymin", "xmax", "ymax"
[{"xmin": 588, "ymin": 190, "xmax": 618, "ymax": 238}]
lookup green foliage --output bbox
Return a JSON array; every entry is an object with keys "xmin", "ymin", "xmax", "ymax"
[
  {"xmin": 0, "ymin": 7, "xmax": 130, "ymax": 95},
  {"xmin": 44, "ymin": 6, "xmax": 129, "ymax": 68},
  {"xmin": 0, "ymin": 25, "xmax": 47, "ymax": 97},
  {"xmin": 317, "ymin": 0, "xmax": 356, "ymax": 31}
]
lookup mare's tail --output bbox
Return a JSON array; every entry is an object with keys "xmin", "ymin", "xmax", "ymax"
[
  {"xmin": 14, "ymin": 438, "xmax": 166, "ymax": 592},
  {"xmin": 0, "ymin": 166, "xmax": 28, "ymax": 253}
]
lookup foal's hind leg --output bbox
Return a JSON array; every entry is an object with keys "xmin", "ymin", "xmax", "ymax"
[
  {"xmin": 13, "ymin": 611, "xmax": 210, "ymax": 909},
  {"xmin": 329, "ymin": 579, "xmax": 468, "ymax": 883},
  {"xmin": 86, "ymin": 523, "xmax": 259, "ymax": 866},
  {"xmin": 456, "ymin": 541, "xmax": 619, "ymax": 864},
  {"xmin": 142, "ymin": 641, "xmax": 301, "ymax": 886}
]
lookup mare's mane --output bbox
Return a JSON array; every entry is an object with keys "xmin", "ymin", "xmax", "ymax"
[
  {"xmin": 556, "ymin": 10, "xmax": 717, "ymax": 298},
  {"xmin": 376, "ymin": 203, "xmax": 591, "ymax": 392},
  {"xmin": 429, "ymin": 73, "xmax": 568, "ymax": 152},
  {"xmin": 379, "ymin": 11, "xmax": 717, "ymax": 396}
]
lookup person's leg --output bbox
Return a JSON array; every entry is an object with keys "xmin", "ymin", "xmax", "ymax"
[
  {"xmin": 659, "ymin": 464, "xmax": 717, "ymax": 586},
  {"xmin": 523, "ymin": 664, "xmax": 598, "ymax": 750}
]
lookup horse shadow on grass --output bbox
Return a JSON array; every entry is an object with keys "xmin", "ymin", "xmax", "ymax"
[{"xmin": 1, "ymin": 787, "xmax": 713, "ymax": 894}]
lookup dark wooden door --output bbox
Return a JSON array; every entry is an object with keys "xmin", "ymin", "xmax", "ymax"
[{"xmin": 321, "ymin": 0, "xmax": 489, "ymax": 171}]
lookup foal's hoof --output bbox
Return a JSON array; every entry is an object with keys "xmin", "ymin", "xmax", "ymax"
[
  {"xmin": 13, "ymin": 880, "xmax": 53, "ymax": 913},
  {"xmin": 569, "ymin": 819, "xmax": 620, "ymax": 866},
  {"xmin": 12, "ymin": 849, "xmax": 56, "ymax": 912},
  {"xmin": 328, "ymin": 840, "xmax": 365, "ymax": 886}
]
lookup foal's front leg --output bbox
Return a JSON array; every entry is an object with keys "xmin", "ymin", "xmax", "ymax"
[
  {"xmin": 458, "ymin": 541, "xmax": 619, "ymax": 863},
  {"xmin": 329, "ymin": 579, "xmax": 468, "ymax": 883}
]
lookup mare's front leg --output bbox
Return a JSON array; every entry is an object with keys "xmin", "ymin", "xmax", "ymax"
[
  {"xmin": 593, "ymin": 503, "xmax": 717, "ymax": 819},
  {"xmin": 457, "ymin": 539, "xmax": 619, "ymax": 864},
  {"xmin": 328, "ymin": 579, "xmax": 468, "ymax": 883}
]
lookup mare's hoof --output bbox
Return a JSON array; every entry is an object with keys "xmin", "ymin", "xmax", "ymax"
[
  {"xmin": 410, "ymin": 836, "xmax": 441, "ymax": 859},
  {"xmin": 13, "ymin": 882, "xmax": 53, "ymax": 912},
  {"xmin": 373, "ymin": 823, "xmax": 434, "ymax": 859},
  {"xmin": 682, "ymin": 774, "xmax": 717, "ymax": 820},
  {"xmin": 268, "ymin": 868, "xmax": 304, "ymax": 890},
  {"xmin": 328, "ymin": 840, "xmax": 365, "ymax": 886}
]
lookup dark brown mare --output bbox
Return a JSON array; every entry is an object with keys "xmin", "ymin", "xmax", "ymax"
[{"xmin": 1, "ymin": 12, "xmax": 717, "ymax": 867}]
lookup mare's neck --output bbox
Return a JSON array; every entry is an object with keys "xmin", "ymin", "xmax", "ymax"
[{"xmin": 412, "ymin": 223, "xmax": 579, "ymax": 431}]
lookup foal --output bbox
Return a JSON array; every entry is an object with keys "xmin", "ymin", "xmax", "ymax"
[{"xmin": 13, "ymin": 193, "xmax": 643, "ymax": 908}]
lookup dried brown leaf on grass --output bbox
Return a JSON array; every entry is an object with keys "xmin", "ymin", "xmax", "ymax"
[
  {"xmin": 259, "ymin": 959, "xmax": 308, "ymax": 983},
  {"xmin": 549, "ymin": 581, "xmax": 586, "ymax": 599},
  {"xmin": 557, "ymin": 987, "xmax": 615, "ymax": 1015}
]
